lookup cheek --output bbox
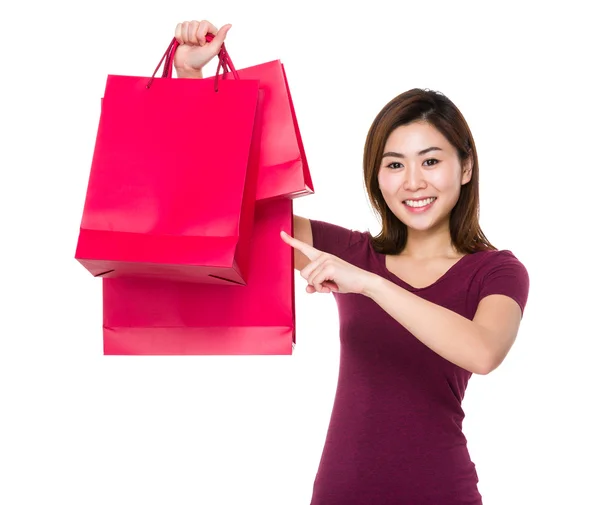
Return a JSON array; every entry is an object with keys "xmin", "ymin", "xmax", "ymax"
[
  {"xmin": 377, "ymin": 170, "xmax": 397, "ymax": 196},
  {"xmin": 431, "ymin": 169, "xmax": 462, "ymax": 193}
]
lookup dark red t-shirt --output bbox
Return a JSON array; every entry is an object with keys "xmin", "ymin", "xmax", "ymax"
[{"xmin": 308, "ymin": 219, "xmax": 529, "ymax": 505}]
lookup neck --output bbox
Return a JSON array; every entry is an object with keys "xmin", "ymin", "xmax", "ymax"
[{"xmin": 402, "ymin": 222, "xmax": 459, "ymax": 259}]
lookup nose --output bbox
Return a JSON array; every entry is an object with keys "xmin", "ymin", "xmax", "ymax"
[{"xmin": 403, "ymin": 163, "xmax": 427, "ymax": 191}]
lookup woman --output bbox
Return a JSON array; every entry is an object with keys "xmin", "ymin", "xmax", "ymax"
[{"xmin": 174, "ymin": 20, "xmax": 530, "ymax": 505}]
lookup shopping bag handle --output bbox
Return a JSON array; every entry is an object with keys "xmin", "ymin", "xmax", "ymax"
[
  {"xmin": 161, "ymin": 34, "xmax": 239, "ymax": 78},
  {"xmin": 146, "ymin": 34, "xmax": 239, "ymax": 91}
]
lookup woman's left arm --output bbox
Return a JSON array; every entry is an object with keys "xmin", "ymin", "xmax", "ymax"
[
  {"xmin": 363, "ymin": 276, "xmax": 523, "ymax": 375},
  {"xmin": 281, "ymin": 231, "xmax": 524, "ymax": 376}
]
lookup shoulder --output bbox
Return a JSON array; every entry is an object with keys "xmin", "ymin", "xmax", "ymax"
[
  {"xmin": 471, "ymin": 249, "xmax": 530, "ymax": 315},
  {"xmin": 309, "ymin": 219, "xmax": 371, "ymax": 259},
  {"xmin": 474, "ymin": 249, "xmax": 528, "ymax": 275}
]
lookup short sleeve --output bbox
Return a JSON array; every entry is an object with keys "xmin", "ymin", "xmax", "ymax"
[
  {"xmin": 309, "ymin": 219, "xmax": 366, "ymax": 260},
  {"xmin": 478, "ymin": 251, "xmax": 530, "ymax": 317}
]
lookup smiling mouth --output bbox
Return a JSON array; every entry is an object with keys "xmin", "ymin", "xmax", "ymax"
[{"xmin": 403, "ymin": 197, "xmax": 437, "ymax": 208}]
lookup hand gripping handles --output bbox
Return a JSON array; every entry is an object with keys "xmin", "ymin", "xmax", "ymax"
[{"xmin": 147, "ymin": 34, "xmax": 239, "ymax": 91}]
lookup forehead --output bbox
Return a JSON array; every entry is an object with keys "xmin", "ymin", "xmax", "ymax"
[{"xmin": 384, "ymin": 122, "xmax": 451, "ymax": 151}]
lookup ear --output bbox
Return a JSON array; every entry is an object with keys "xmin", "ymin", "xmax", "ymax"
[{"xmin": 461, "ymin": 156, "xmax": 473, "ymax": 185}]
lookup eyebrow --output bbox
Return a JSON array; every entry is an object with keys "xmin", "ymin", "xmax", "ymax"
[{"xmin": 381, "ymin": 147, "xmax": 443, "ymax": 158}]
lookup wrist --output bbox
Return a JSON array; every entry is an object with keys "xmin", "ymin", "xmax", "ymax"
[
  {"xmin": 175, "ymin": 66, "xmax": 204, "ymax": 79},
  {"xmin": 361, "ymin": 272, "xmax": 386, "ymax": 299}
]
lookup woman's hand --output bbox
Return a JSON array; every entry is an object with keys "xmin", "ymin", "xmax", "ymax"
[
  {"xmin": 173, "ymin": 20, "xmax": 232, "ymax": 77},
  {"xmin": 280, "ymin": 231, "xmax": 378, "ymax": 295}
]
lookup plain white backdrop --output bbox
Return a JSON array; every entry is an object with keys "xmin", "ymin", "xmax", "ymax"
[{"xmin": 1, "ymin": 1, "xmax": 598, "ymax": 504}]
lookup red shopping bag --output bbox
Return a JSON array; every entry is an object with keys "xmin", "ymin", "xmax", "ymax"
[
  {"xmin": 75, "ymin": 39, "xmax": 262, "ymax": 285},
  {"xmin": 102, "ymin": 198, "xmax": 295, "ymax": 355},
  {"xmin": 165, "ymin": 37, "xmax": 314, "ymax": 201}
]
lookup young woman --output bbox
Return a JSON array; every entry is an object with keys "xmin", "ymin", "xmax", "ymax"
[{"xmin": 174, "ymin": 20, "xmax": 530, "ymax": 505}]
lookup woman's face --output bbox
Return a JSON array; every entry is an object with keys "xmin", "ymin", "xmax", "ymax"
[{"xmin": 377, "ymin": 121, "xmax": 472, "ymax": 233}]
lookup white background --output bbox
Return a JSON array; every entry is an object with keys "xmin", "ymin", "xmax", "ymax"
[{"xmin": 1, "ymin": 1, "xmax": 598, "ymax": 504}]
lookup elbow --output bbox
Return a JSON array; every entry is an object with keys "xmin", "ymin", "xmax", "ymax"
[
  {"xmin": 474, "ymin": 351, "xmax": 502, "ymax": 376},
  {"xmin": 471, "ymin": 326, "xmax": 507, "ymax": 375},
  {"xmin": 474, "ymin": 363, "xmax": 494, "ymax": 376}
]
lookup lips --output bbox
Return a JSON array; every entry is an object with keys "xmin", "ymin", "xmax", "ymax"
[
  {"xmin": 402, "ymin": 197, "xmax": 437, "ymax": 213},
  {"xmin": 403, "ymin": 197, "xmax": 436, "ymax": 206}
]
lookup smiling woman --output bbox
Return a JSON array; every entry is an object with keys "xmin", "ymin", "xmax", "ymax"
[
  {"xmin": 174, "ymin": 19, "xmax": 529, "ymax": 505},
  {"xmin": 286, "ymin": 91, "xmax": 529, "ymax": 505}
]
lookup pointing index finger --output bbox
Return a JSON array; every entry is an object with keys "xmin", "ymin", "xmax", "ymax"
[{"xmin": 280, "ymin": 231, "xmax": 321, "ymax": 260}]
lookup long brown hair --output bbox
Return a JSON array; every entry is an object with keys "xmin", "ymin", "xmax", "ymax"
[{"xmin": 363, "ymin": 88, "xmax": 496, "ymax": 254}]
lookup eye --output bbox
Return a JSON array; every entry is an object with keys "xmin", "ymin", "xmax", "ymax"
[
  {"xmin": 424, "ymin": 158, "xmax": 439, "ymax": 167},
  {"xmin": 386, "ymin": 162, "xmax": 403, "ymax": 169}
]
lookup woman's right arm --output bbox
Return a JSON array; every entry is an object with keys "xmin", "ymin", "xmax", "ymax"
[
  {"xmin": 292, "ymin": 216, "xmax": 313, "ymax": 271},
  {"xmin": 174, "ymin": 20, "xmax": 313, "ymax": 272}
]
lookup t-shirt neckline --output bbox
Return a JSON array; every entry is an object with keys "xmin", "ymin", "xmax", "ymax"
[{"xmin": 374, "ymin": 249, "xmax": 477, "ymax": 292}]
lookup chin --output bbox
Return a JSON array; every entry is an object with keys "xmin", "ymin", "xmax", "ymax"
[{"xmin": 404, "ymin": 221, "xmax": 438, "ymax": 233}]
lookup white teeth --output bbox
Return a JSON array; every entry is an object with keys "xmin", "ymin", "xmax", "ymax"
[{"xmin": 404, "ymin": 197, "xmax": 436, "ymax": 208}]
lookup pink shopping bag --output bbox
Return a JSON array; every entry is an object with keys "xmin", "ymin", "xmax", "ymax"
[
  {"xmin": 102, "ymin": 198, "xmax": 296, "ymax": 355},
  {"xmin": 165, "ymin": 36, "xmax": 314, "ymax": 201},
  {"xmin": 76, "ymin": 38, "xmax": 262, "ymax": 285}
]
